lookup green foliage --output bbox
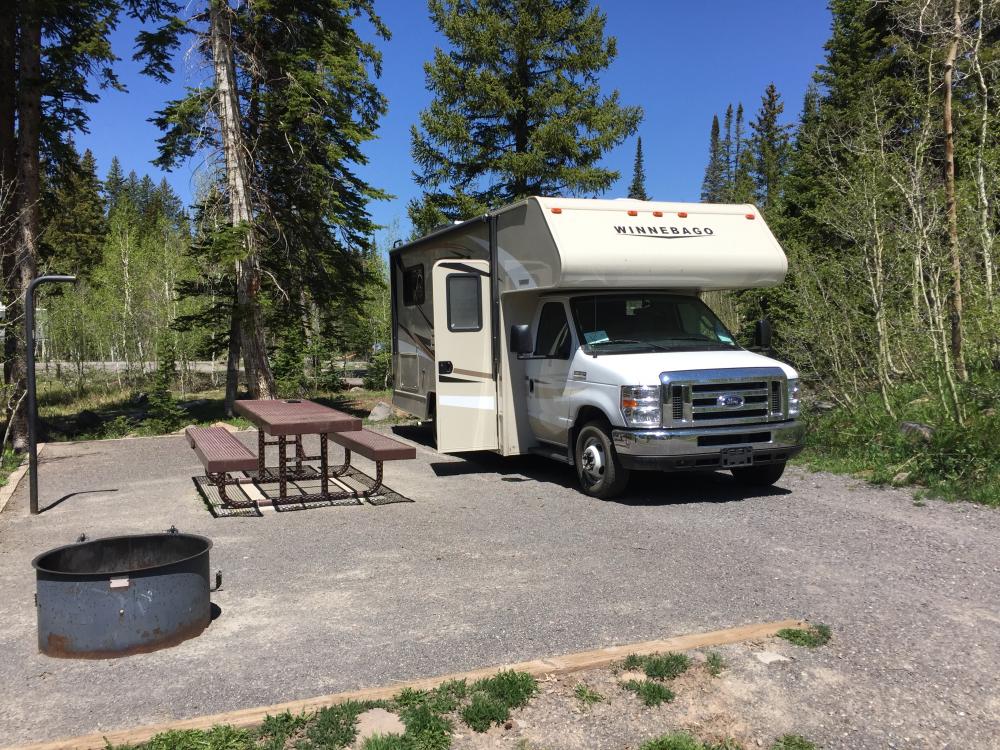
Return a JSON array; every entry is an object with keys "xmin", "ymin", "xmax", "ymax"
[
  {"xmin": 459, "ymin": 692, "xmax": 510, "ymax": 733},
  {"xmin": 705, "ymin": 651, "xmax": 726, "ymax": 677},
  {"xmin": 776, "ymin": 624, "xmax": 832, "ymax": 649},
  {"xmin": 770, "ymin": 736, "xmax": 816, "ymax": 750},
  {"xmin": 800, "ymin": 373, "xmax": 1000, "ymax": 506},
  {"xmin": 397, "ymin": 703, "xmax": 453, "ymax": 750},
  {"xmin": 620, "ymin": 652, "xmax": 689, "ymax": 680},
  {"xmin": 40, "ymin": 146, "xmax": 107, "ymax": 278},
  {"xmin": 364, "ymin": 350, "xmax": 393, "ymax": 390},
  {"xmin": 298, "ymin": 700, "xmax": 373, "ymax": 749},
  {"xmin": 256, "ymin": 711, "xmax": 310, "ymax": 750},
  {"xmin": 621, "ymin": 679, "xmax": 675, "ymax": 707},
  {"xmin": 470, "ymin": 670, "xmax": 537, "ymax": 709},
  {"xmin": 748, "ymin": 83, "xmax": 791, "ymax": 210},
  {"xmin": 701, "ymin": 115, "xmax": 726, "ymax": 202},
  {"xmin": 360, "ymin": 734, "xmax": 406, "ymax": 750},
  {"xmin": 573, "ymin": 682, "xmax": 604, "ymax": 708},
  {"xmin": 639, "ymin": 734, "xmax": 745, "ymax": 750},
  {"xmin": 128, "ymin": 725, "xmax": 255, "ymax": 750},
  {"xmin": 409, "ymin": 0, "xmax": 642, "ymax": 234},
  {"xmin": 628, "ymin": 137, "xmax": 649, "ymax": 201},
  {"xmin": 145, "ymin": 334, "xmax": 187, "ymax": 432}
]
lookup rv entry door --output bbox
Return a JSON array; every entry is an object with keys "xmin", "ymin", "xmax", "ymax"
[{"xmin": 431, "ymin": 260, "xmax": 499, "ymax": 452}]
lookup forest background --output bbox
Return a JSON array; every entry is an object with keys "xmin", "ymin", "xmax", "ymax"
[{"xmin": 0, "ymin": 0, "xmax": 997, "ymax": 504}]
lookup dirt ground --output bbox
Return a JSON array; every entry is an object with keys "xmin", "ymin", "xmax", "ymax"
[{"xmin": 450, "ymin": 639, "xmax": 832, "ymax": 750}]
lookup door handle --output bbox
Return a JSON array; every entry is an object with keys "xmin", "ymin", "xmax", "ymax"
[
  {"xmin": 529, "ymin": 378, "xmax": 534, "ymax": 393},
  {"xmin": 438, "ymin": 361, "xmax": 453, "ymax": 375}
]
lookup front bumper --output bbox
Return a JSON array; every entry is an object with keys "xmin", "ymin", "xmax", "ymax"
[{"xmin": 612, "ymin": 420, "xmax": 805, "ymax": 472}]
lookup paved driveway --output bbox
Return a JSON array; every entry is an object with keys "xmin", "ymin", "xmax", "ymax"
[{"xmin": 0, "ymin": 429, "xmax": 997, "ymax": 748}]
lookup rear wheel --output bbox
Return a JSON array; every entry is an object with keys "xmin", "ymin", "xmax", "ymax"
[
  {"xmin": 731, "ymin": 461, "xmax": 786, "ymax": 487},
  {"xmin": 575, "ymin": 421, "xmax": 630, "ymax": 499}
]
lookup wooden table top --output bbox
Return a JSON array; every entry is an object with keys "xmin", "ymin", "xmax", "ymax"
[{"xmin": 233, "ymin": 399, "xmax": 362, "ymax": 436}]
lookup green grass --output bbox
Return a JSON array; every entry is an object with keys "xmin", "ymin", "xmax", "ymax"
[
  {"xmin": 622, "ymin": 679, "xmax": 675, "ymax": 707},
  {"xmin": 776, "ymin": 623, "xmax": 832, "ymax": 648},
  {"xmin": 620, "ymin": 652, "xmax": 690, "ymax": 681},
  {"xmin": 360, "ymin": 734, "xmax": 406, "ymax": 750},
  {"xmin": 770, "ymin": 735, "xmax": 817, "ymax": 750},
  {"xmin": 705, "ymin": 651, "xmax": 726, "ymax": 677},
  {"xmin": 0, "ymin": 449, "xmax": 23, "ymax": 487},
  {"xmin": 796, "ymin": 371, "xmax": 1000, "ymax": 506},
  {"xmin": 639, "ymin": 734, "xmax": 752, "ymax": 750},
  {"xmin": 459, "ymin": 670, "xmax": 538, "ymax": 732},
  {"xmin": 573, "ymin": 682, "xmax": 604, "ymax": 708}
]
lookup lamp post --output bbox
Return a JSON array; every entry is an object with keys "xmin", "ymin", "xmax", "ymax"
[{"xmin": 25, "ymin": 275, "xmax": 77, "ymax": 515}]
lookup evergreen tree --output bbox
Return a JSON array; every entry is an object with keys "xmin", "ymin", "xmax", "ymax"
[
  {"xmin": 701, "ymin": 115, "xmax": 726, "ymax": 202},
  {"xmin": 729, "ymin": 103, "xmax": 755, "ymax": 203},
  {"xmin": 749, "ymin": 83, "xmax": 792, "ymax": 210},
  {"xmin": 409, "ymin": 0, "xmax": 642, "ymax": 234},
  {"xmin": 103, "ymin": 156, "xmax": 127, "ymax": 214},
  {"xmin": 628, "ymin": 137, "xmax": 649, "ymax": 200},
  {"xmin": 40, "ymin": 146, "xmax": 107, "ymax": 277}
]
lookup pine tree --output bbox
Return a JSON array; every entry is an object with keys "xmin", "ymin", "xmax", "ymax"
[
  {"xmin": 628, "ymin": 137, "xmax": 649, "ymax": 200},
  {"xmin": 409, "ymin": 0, "xmax": 642, "ymax": 234},
  {"xmin": 103, "ymin": 156, "xmax": 127, "ymax": 214},
  {"xmin": 729, "ymin": 103, "xmax": 755, "ymax": 203},
  {"xmin": 701, "ymin": 115, "xmax": 726, "ymax": 202},
  {"xmin": 749, "ymin": 84, "xmax": 792, "ymax": 210},
  {"xmin": 40, "ymin": 146, "xmax": 107, "ymax": 277}
]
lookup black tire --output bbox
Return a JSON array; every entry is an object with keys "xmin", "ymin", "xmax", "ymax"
[
  {"xmin": 731, "ymin": 461, "xmax": 786, "ymax": 486},
  {"xmin": 575, "ymin": 421, "xmax": 631, "ymax": 499}
]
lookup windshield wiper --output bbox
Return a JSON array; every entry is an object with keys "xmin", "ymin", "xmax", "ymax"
[{"xmin": 588, "ymin": 339, "xmax": 669, "ymax": 353}]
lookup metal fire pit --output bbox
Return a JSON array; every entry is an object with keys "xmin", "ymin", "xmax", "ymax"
[{"xmin": 32, "ymin": 532, "xmax": 213, "ymax": 659}]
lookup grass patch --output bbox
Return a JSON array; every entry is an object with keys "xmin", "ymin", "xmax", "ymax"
[
  {"xmin": 777, "ymin": 623, "xmax": 831, "ymax": 648},
  {"xmin": 796, "ymin": 372, "xmax": 1000, "ymax": 506},
  {"xmin": 0, "ymin": 449, "xmax": 23, "ymax": 487},
  {"xmin": 620, "ymin": 652, "xmax": 690, "ymax": 680},
  {"xmin": 638, "ymin": 731, "xmax": 743, "ymax": 750},
  {"xmin": 622, "ymin": 679, "xmax": 675, "ymax": 707},
  {"xmin": 460, "ymin": 670, "xmax": 537, "ymax": 732},
  {"xmin": 573, "ymin": 682, "xmax": 604, "ymax": 708},
  {"xmin": 297, "ymin": 700, "xmax": 381, "ymax": 749},
  {"xmin": 705, "ymin": 651, "xmax": 726, "ymax": 677},
  {"xmin": 360, "ymin": 734, "xmax": 406, "ymax": 750},
  {"xmin": 257, "ymin": 711, "xmax": 310, "ymax": 749},
  {"xmin": 770, "ymin": 735, "xmax": 817, "ymax": 750}
]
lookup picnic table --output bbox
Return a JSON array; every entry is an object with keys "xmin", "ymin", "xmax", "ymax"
[
  {"xmin": 234, "ymin": 398, "xmax": 362, "ymax": 501},
  {"xmin": 186, "ymin": 398, "xmax": 415, "ymax": 511}
]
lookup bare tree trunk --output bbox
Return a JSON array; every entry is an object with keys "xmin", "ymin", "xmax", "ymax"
[
  {"xmin": 942, "ymin": 0, "xmax": 967, "ymax": 382},
  {"xmin": 8, "ymin": 8, "xmax": 42, "ymax": 452},
  {"xmin": 210, "ymin": 0, "xmax": 274, "ymax": 399},
  {"xmin": 1, "ymin": 12, "xmax": 18, "ymax": 410},
  {"xmin": 224, "ymin": 301, "xmax": 240, "ymax": 417},
  {"xmin": 971, "ymin": 0, "xmax": 995, "ymax": 305}
]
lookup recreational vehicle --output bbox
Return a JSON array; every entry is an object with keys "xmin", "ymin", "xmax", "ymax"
[{"xmin": 390, "ymin": 197, "xmax": 804, "ymax": 498}]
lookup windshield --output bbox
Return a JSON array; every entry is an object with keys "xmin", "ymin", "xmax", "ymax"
[{"xmin": 570, "ymin": 294, "xmax": 739, "ymax": 355}]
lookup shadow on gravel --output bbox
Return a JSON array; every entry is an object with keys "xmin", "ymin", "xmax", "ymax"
[{"xmin": 614, "ymin": 470, "xmax": 792, "ymax": 506}]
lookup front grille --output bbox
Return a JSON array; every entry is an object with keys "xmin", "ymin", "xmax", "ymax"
[{"xmin": 661, "ymin": 368, "xmax": 788, "ymax": 428}]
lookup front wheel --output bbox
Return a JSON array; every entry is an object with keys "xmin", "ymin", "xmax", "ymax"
[
  {"xmin": 575, "ymin": 421, "xmax": 630, "ymax": 499},
  {"xmin": 731, "ymin": 461, "xmax": 786, "ymax": 487}
]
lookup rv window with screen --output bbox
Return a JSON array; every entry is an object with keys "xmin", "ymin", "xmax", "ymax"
[
  {"xmin": 403, "ymin": 265, "xmax": 425, "ymax": 306},
  {"xmin": 534, "ymin": 302, "xmax": 571, "ymax": 359},
  {"xmin": 446, "ymin": 274, "xmax": 481, "ymax": 332}
]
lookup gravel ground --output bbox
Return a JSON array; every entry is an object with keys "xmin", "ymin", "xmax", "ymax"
[{"xmin": 0, "ymin": 429, "xmax": 998, "ymax": 749}]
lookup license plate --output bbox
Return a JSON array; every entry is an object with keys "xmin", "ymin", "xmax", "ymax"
[{"xmin": 721, "ymin": 447, "xmax": 753, "ymax": 467}]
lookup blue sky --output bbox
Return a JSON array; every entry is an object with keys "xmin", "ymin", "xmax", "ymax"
[{"xmin": 78, "ymin": 1, "xmax": 832, "ymax": 247}]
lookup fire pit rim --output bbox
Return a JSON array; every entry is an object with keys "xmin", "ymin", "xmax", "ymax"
[{"xmin": 31, "ymin": 532, "xmax": 213, "ymax": 577}]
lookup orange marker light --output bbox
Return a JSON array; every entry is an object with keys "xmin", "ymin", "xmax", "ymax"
[
  {"xmin": 621, "ymin": 398, "xmax": 638, "ymax": 409},
  {"xmin": 745, "ymin": 213, "xmax": 756, "ymax": 220},
  {"xmin": 627, "ymin": 210, "xmax": 638, "ymax": 216},
  {"xmin": 652, "ymin": 210, "xmax": 663, "ymax": 217},
  {"xmin": 551, "ymin": 207, "xmax": 562, "ymax": 214},
  {"xmin": 677, "ymin": 211, "xmax": 688, "ymax": 218}
]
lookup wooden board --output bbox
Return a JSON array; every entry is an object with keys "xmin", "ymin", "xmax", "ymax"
[{"xmin": 7, "ymin": 619, "xmax": 804, "ymax": 750}]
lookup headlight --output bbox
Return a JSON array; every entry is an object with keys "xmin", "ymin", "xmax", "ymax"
[
  {"xmin": 787, "ymin": 378, "xmax": 801, "ymax": 417},
  {"xmin": 621, "ymin": 385, "xmax": 661, "ymax": 427}
]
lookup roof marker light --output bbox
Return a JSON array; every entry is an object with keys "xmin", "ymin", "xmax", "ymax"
[
  {"xmin": 745, "ymin": 213, "xmax": 756, "ymax": 220},
  {"xmin": 627, "ymin": 210, "xmax": 638, "ymax": 216},
  {"xmin": 677, "ymin": 211, "xmax": 688, "ymax": 218},
  {"xmin": 652, "ymin": 210, "xmax": 663, "ymax": 217},
  {"xmin": 551, "ymin": 207, "xmax": 562, "ymax": 214}
]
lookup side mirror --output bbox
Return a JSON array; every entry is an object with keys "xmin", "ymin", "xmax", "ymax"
[
  {"xmin": 753, "ymin": 317, "xmax": 773, "ymax": 351},
  {"xmin": 509, "ymin": 324, "xmax": 533, "ymax": 355}
]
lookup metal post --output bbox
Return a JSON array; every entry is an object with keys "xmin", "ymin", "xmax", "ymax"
[{"xmin": 26, "ymin": 275, "xmax": 76, "ymax": 515}]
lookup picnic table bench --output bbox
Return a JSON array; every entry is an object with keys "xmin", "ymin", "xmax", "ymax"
[{"xmin": 186, "ymin": 399, "xmax": 415, "ymax": 510}]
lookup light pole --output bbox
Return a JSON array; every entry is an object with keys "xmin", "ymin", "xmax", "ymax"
[{"xmin": 25, "ymin": 275, "xmax": 77, "ymax": 515}]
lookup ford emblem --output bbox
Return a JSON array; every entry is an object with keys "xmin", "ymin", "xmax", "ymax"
[{"xmin": 717, "ymin": 394, "xmax": 745, "ymax": 408}]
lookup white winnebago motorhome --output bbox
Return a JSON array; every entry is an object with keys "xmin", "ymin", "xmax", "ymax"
[{"xmin": 390, "ymin": 197, "xmax": 804, "ymax": 498}]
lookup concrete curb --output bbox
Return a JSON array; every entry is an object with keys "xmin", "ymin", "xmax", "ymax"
[
  {"xmin": 5, "ymin": 618, "xmax": 804, "ymax": 750},
  {"xmin": 0, "ymin": 444, "xmax": 39, "ymax": 515}
]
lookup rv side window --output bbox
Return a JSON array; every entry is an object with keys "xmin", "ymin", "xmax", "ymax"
[
  {"xmin": 403, "ymin": 265, "xmax": 425, "ymax": 306},
  {"xmin": 534, "ymin": 302, "xmax": 571, "ymax": 359},
  {"xmin": 446, "ymin": 274, "xmax": 482, "ymax": 332}
]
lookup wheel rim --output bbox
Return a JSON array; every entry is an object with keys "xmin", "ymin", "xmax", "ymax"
[{"xmin": 580, "ymin": 437, "xmax": 606, "ymax": 487}]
